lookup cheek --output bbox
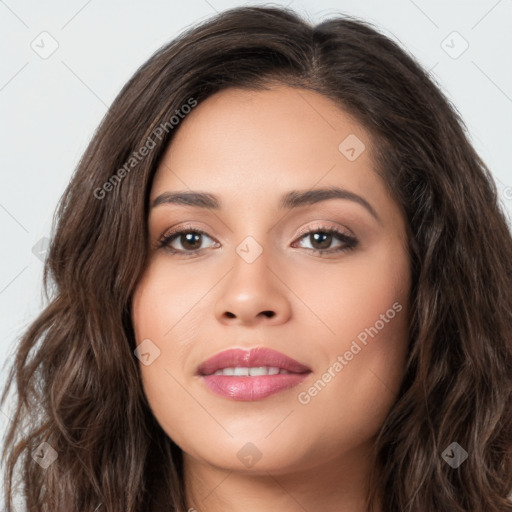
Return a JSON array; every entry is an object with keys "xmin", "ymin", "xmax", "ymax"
[
  {"xmin": 131, "ymin": 261, "xmax": 209, "ymax": 442},
  {"xmin": 292, "ymin": 243, "xmax": 410, "ymax": 449},
  {"xmin": 131, "ymin": 258, "xmax": 205, "ymax": 345},
  {"xmin": 295, "ymin": 308, "xmax": 409, "ymax": 462},
  {"xmin": 288, "ymin": 236, "xmax": 410, "ymax": 350}
]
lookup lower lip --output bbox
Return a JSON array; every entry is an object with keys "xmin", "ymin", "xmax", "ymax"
[{"xmin": 201, "ymin": 373, "xmax": 310, "ymax": 401}]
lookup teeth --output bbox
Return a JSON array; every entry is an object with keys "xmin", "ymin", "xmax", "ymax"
[{"xmin": 211, "ymin": 367, "xmax": 291, "ymax": 376}]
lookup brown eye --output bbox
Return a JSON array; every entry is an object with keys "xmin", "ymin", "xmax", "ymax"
[
  {"xmin": 157, "ymin": 225, "xmax": 357, "ymax": 258},
  {"xmin": 292, "ymin": 227, "xmax": 358, "ymax": 255},
  {"xmin": 175, "ymin": 232, "xmax": 203, "ymax": 251},
  {"xmin": 308, "ymin": 232, "xmax": 334, "ymax": 250},
  {"xmin": 159, "ymin": 228, "xmax": 218, "ymax": 255}
]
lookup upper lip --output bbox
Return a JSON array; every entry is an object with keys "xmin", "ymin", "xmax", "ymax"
[{"xmin": 197, "ymin": 347, "xmax": 311, "ymax": 376}]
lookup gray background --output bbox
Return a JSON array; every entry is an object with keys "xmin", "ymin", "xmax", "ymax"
[{"xmin": 1, "ymin": 0, "xmax": 511, "ymax": 508}]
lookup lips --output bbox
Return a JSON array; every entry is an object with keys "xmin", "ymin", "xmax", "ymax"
[
  {"xmin": 196, "ymin": 347, "xmax": 311, "ymax": 376},
  {"xmin": 196, "ymin": 347, "xmax": 312, "ymax": 401}
]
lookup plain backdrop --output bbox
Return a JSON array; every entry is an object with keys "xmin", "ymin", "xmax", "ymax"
[{"xmin": 1, "ymin": 0, "xmax": 511, "ymax": 507}]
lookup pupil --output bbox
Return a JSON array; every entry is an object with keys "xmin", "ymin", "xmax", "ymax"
[
  {"xmin": 182, "ymin": 233, "xmax": 201, "ymax": 250},
  {"xmin": 312, "ymin": 232, "xmax": 331, "ymax": 249}
]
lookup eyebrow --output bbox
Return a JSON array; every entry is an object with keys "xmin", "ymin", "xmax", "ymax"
[{"xmin": 151, "ymin": 186, "xmax": 380, "ymax": 222}]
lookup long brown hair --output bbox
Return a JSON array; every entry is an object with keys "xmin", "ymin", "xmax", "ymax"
[{"xmin": 2, "ymin": 5, "xmax": 511, "ymax": 511}]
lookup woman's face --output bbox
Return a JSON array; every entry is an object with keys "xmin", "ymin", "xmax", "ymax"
[{"xmin": 131, "ymin": 85, "xmax": 411, "ymax": 478}]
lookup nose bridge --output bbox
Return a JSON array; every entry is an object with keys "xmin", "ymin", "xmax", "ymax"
[
  {"xmin": 229, "ymin": 233, "xmax": 273, "ymax": 293},
  {"xmin": 224, "ymin": 200, "xmax": 274, "ymax": 268},
  {"xmin": 227, "ymin": 200, "xmax": 294, "ymax": 288},
  {"xmin": 214, "ymin": 231, "xmax": 291, "ymax": 324}
]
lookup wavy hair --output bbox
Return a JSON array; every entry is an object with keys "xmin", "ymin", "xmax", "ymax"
[{"xmin": 2, "ymin": 5, "xmax": 512, "ymax": 512}]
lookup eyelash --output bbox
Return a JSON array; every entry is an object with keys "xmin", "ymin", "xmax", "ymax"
[{"xmin": 158, "ymin": 224, "xmax": 358, "ymax": 258}]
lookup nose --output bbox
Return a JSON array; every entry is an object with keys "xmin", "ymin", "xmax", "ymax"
[{"xmin": 214, "ymin": 250, "xmax": 292, "ymax": 327}]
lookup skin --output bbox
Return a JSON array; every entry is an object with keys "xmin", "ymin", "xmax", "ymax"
[{"xmin": 131, "ymin": 85, "xmax": 411, "ymax": 512}]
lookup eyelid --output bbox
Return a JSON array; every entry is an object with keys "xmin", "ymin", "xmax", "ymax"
[
  {"xmin": 159, "ymin": 220, "xmax": 352, "ymax": 241},
  {"xmin": 160, "ymin": 223, "xmax": 212, "ymax": 240},
  {"xmin": 294, "ymin": 221, "xmax": 354, "ymax": 239}
]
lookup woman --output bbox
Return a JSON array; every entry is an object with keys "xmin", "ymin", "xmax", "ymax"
[{"xmin": 2, "ymin": 5, "xmax": 511, "ymax": 512}]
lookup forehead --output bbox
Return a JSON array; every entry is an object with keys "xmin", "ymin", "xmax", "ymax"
[{"xmin": 151, "ymin": 85, "xmax": 383, "ymax": 210}]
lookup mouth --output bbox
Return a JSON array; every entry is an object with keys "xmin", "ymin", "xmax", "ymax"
[{"xmin": 196, "ymin": 347, "xmax": 312, "ymax": 401}]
